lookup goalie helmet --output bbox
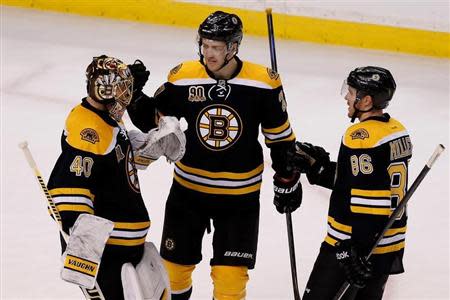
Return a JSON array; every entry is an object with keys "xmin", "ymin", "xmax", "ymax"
[
  {"xmin": 86, "ymin": 55, "xmax": 134, "ymax": 121},
  {"xmin": 198, "ymin": 11, "xmax": 243, "ymax": 47},
  {"xmin": 345, "ymin": 66, "xmax": 396, "ymax": 109}
]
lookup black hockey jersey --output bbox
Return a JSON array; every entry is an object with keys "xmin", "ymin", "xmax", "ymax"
[
  {"xmin": 150, "ymin": 58, "xmax": 296, "ymax": 195},
  {"xmin": 323, "ymin": 113, "xmax": 412, "ymax": 274},
  {"xmin": 47, "ymin": 99, "xmax": 150, "ymax": 263}
]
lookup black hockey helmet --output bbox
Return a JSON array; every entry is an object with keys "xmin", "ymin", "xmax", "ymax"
[
  {"xmin": 198, "ymin": 11, "xmax": 243, "ymax": 46},
  {"xmin": 346, "ymin": 66, "xmax": 396, "ymax": 109},
  {"xmin": 85, "ymin": 55, "xmax": 133, "ymax": 121}
]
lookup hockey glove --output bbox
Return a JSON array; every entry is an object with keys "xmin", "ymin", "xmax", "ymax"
[
  {"xmin": 335, "ymin": 239, "xmax": 373, "ymax": 289},
  {"xmin": 273, "ymin": 171, "xmax": 302, "ymax": 214},
  {"xmin": 128, "ymin": 59, "xmax": 150, "ymax": 102},
  {"xmin": 290, "ymin": 142, "xmax": 331, "ymax": 185}
]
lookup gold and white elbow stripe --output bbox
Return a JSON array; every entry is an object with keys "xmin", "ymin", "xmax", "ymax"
[
  {"xmin": 173, "ymin": 162, "xmax": 263, "ymax": 195},
  {"xmin": 350, "ymin": 189, "xmax": 392, "ymax": 215},
  {"xmin": 262, "ymin": 120, "xmax": 296, "ymax": 144},
  {"xmin": 49, "ymin": 188, "xmax": 95, "ymax": 214},
  {"xmin": 107, "ymin": 221, "xmax": 151, "ymax": 247}
]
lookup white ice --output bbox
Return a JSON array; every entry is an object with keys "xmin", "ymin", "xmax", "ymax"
[{"xmin": 1, "ymin": 6, "xmax": 449, "ymax": 300}]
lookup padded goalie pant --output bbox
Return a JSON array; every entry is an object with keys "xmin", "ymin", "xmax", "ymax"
[{"xmin": 303, "ymin": 244, "xmax": 389, "ymax": 300}]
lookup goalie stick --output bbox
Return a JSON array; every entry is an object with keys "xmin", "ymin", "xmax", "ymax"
[
  {"xmin": 266, "ymin": 8, "xmax": 301, "ymax": 300},
  {"xmin": 333, "ymin": 144, "xmax": 445, "ymax": 300},
  {"xmin": 19, "ymin": 141, "xmax": 105, "ymax": 300}
]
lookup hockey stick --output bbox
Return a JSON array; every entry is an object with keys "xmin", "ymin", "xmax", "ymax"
[
  {"xmin": 333, "ymin": 144, "xmax": 446, "ymax": 300},
  {"xmin": 19, "ymin": 141, "xmax": 105, "ymax": 300},
  {"xmin": 266, "ymin": 8, "xmax": 301, "ymax": 300}
]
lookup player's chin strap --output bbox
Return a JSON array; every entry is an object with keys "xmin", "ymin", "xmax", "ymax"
[{"xmin": 350, "ymin": 94, "xmax": 375, "ymax": 123}]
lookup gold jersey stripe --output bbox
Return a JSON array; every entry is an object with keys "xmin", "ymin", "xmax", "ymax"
[
  {"xmin": 350, "ymin": 206, "xmax": 391, "ymax": 216},
  {"xmin": 49, "ymin": 188, "xmax": 95, "ymax": 200},
  {"xmin": 114, "ymin": 221, "xmax": 151, "ymax": 230},
  {"xmin": 174, "ymin": 174, "xmax": 261, "ymax": 195},
  {"xmin": 264, "ymin": 133, "xmax": 296, "ymax": 144},
  {"xmin": 63, "ymin": 254, "xmax": 98, "ymax": 277},
  {"xmin": 107, "ymin": 237, "xmax": 146, "ymax": 246},
  {"xmin": 328, "ymin": 216, "xmax": 352, "ymax": 233},
  {"xmin": 325, "ymin": 235, "xmax": 338, "ymax": 246},
  {"xmin": 351, "ymin": 189, "xmax": 391, "ymax": 198},
  {"xmin": 262, "ymin": 120, "xmax": 290, "ymax": 134},
  {"xmin": 56, "ymin": 204, "xmax": 94, "ymax": 214},
  {"xmin": 373, "ymin": 241, "xmax": 405, "ymax": 254},
  {"xmin": 175, "ymin": 162, "xmax": 264, "ymax": 180},
  {"xmin": 385, "ymin": 226, "xmax": 407, "ymax": 236}
]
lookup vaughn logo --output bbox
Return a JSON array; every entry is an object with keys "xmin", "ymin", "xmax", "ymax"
[
  {"xmin": 64, "ymin": 254, "xmax": 98, "ymax": 276},
  {"xmin": 224, "ymin": 251, "xmax": 254, "ymax": 259}
]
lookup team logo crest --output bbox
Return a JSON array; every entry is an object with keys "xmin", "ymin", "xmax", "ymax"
[
  {"xmin": 208, "ymin": 80, "xmax": 231, "ymax": 101},
  {"xmin": 80, "ymin": 128, "xmax": 99, "ymax": 144},
  {"xmin": 170, "ymin": 63, "xmax": 182, "ymax": 76},
  {"xmin": 165, "ymin": 238, "xmax": 175, "ymax": 251},
  {"xmin": 279, "ymin": 90, "xmax": 287, "ymax": 112},
  {"xmin": 125, "ymin": 147, "xmax": 140, "ymax": 193},
  {"xmin": 196, "ymin": 104, "xmax": 242, "ymax": 151},
  {"xmin": 350, "ymin": 128, "xmax": 369, "ymax": 140},
  {"xmin": 267, "ymin": 68, "xmax": 279, "ymax": 80}
]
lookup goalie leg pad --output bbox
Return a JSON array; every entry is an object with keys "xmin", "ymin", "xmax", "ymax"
[
  {"xmin": 61, "ymin": 214, "xmax": 114, "ymax": 289},
  {"xmin": 211, "ymin": 265, "xmax": 248, "ymax": 300},
  {"xmin": 122, "ymin": 242, "xmax": 171, "ymax": 300}
]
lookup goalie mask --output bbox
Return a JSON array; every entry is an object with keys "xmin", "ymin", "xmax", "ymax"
[{"xmin": 86, "ymin": 55, "xmax": 134, "ymax": 121}]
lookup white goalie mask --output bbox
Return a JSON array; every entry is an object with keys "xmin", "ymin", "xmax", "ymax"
[{"xmin": 86, "ymin": 55, "xmax": 134, "ymax": 121}]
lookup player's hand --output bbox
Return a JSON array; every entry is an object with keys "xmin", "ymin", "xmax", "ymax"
[
  {"xmin": 289, "ymin": 142, "xmax": 331, "ymax": 184},
  {"xmin": 273, "ymin": 171, "xmax": 302, "ymax": 214},
  {"xmin": 128, "ymin": 59, "xmax": 150, "ymax": 93},
  {"xmin": 335, "ymin": 239, "xmax": 373, "ymax": 288}
]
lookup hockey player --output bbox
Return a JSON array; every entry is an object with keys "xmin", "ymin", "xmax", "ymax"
[
  {"xmin": 127, "ymin": 11, "xmax": 302, "ymax": 300},
  {"xmin": 47, "ymin": 55, "xmax": 174, "ymax": 300},
  {"xmin": 292, "ymin": 66, "xmax": 412, "ymax": 299}
]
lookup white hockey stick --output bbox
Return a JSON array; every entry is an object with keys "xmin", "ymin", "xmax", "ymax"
[
  {"xmin": 19, "ymin": 141, "xmax": 105, "ymax": 300},
  {"xmin": 333, "ymin": 144, "xmax": 446, "ymax": 300}
]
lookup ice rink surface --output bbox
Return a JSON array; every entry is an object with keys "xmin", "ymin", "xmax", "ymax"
[{"xmin": 1, "ymin": 6, "xmax": 449, "ymax": 300}]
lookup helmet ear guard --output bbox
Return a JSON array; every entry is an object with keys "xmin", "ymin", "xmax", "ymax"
[{"xmin": 86, "ymin": 55, "xmax": 134, "ymax": 121}]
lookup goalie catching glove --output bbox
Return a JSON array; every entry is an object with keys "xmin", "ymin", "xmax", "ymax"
[{"xmin": 129, "ymin": 116, "xmax": 186, "ymax": 169}]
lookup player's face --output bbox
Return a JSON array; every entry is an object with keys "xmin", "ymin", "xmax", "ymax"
[
  {"xmin": 201, "ymin": 39, "xmax": 228, "ymax": 72},
  {"xmin": 344, "ymin": 86, "xmax": 358, "ymax": 118}
]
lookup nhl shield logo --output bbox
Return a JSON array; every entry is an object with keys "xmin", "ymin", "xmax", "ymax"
[{"xmin": 208, "ymin": 80, "xmax": 231, "ymax": 101}]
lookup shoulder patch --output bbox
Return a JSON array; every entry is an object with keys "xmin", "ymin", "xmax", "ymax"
[
  {"xmin": 170, "ymin": 64, "xmax": 182, "ymax": 76},
  {"xmin": 80, "ymin": 128, "xmax": 99, "ymax": 144},
  {"xmin": 267, "ymin": 68, "xmax": 279, "ymax": 80},
  {"xmin": 350, "ymin": 128, "xmax": 369, "ymax": 140}
]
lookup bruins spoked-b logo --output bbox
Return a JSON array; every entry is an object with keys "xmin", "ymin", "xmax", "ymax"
[
  {"xmin": 196, "ymin": 104, "xmax": 242, "ymax": 151},
  {"xmin": 125, "ymin": 147, "xmax": 140, "ymax": 193}
]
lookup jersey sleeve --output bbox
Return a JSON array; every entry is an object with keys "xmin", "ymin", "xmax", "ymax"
[
  {"xmin": 259, "ymin": 72, "xmax": 296, "ymax": 175},
  {"xmin": 47, "ymin": 136, "xmax": 99, "ymax": 234},
  {"xmin": 127, "ymin": 92, "xmax": 158, "ymax": 133}
]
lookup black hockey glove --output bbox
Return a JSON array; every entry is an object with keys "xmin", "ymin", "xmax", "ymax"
[
  {"xmin": 335, "ymin": 239, "xmax": 373, "ymax": 288},
  {"xmin": 128, "ymin": 59, "xmax": 150, "ymax": 97},
  {"xmin": 289, "ymin": 142, "xmax": 331, "ymax": 185},
  {"xmin": 273, "ymin": 171, "xmax": 302, "ymax": 214}
]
